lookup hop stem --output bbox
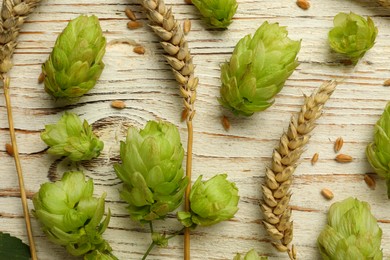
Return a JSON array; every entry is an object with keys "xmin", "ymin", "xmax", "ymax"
[
  {"xmin": 2, "ymin": 76, "xmax": 37, "ymax": 260},
  {"xmin": 142, "ymin": 241, "xmax": 157, "ymax": 260}
]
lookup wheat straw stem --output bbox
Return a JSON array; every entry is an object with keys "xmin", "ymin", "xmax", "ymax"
[
  {"xmin": 3, "ymin": 76, "xmax": 37, "ymax": 260},
  {"xmin": 139, "ymin": 1, "xmax": 198, "ymax": 258},
  {"xmin": 0, "ymin": 1, "xmax": 41, "ymax": 259},
  {"xmin": 260, "ymin": 81, "xmax": 337, "ymax": 260}
]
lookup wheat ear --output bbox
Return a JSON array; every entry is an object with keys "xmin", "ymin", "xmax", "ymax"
[
  {"xmin": 1, "ymin": 1, "xmax": 41, "ymax": 259},
  {"xmin": 0, "ymin": 0, "xmax": 41, "ymax": 75},
  {"xmin": 139, "ymin": 1, "xmax": 198, "ymax": 259},
  {"xmin": 260, "ymin": 81, "xmax": 337, "ymax": 260}
]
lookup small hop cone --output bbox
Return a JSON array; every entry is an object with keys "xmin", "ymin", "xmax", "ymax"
[
  {"xmin": 114, "ymin": 121, "xmax": 188, "ymax": 223},
  {"xmin": 317, "ymin": 197, "xmax": 383, "ymax": 260},
  {"xmin": 219, "ymin": 22, "xmax": 301, "ymax": 116},
  {"xmin": 233, "ymin": 249, "xmax": 268, "ymax": 260},
  {"xmin": 367, "ymin": 102, "xmax": 390, "ymax": 198},
  {"xmin": 192, "ymin": 0, "xmax": 238, "ymax": 28},
  {"xmin": 41, "ymin": 112, "xmax": 104, "ymax": 161},
  {"xmin": 42, "ymin": 15, "xmax": 106, "ymax": 98},
  {"xmin": 328, "ymin": 12, "xmax": 377, "ymax": 64},
  {"xmin": 33, "ymin": 171, "xmax": 117, "ymax": 259},
  {"xmin": 178, "ymin": 174, "xmax": 239, "ymax": 227}
]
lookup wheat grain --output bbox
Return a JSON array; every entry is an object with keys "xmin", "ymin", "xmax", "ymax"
[
  {"xmin": 321, "ymin": 188, "xmax": 334, "ymax": 200},
  {"xmin": 296, "ymin": 0, "xmax": 310, "ymax": 10},
  {"xmin": 260, "ymin": 81, "xmax": 337, "ymax": 260},
  {"xmin": 364, "ymin": 174, "xmax": 376, "ymax": 190},
  {"xmin": 5, "ymin": 143, "xmax": 13, "ymax": 156},
  {"xmin": 133, "ymin": 45, "xmax": 146, "ymax": 54},
  {"xmin": 311, "ymin": 153, "xmax": 319, "ymax": 165},
  {"xmin": 335, "ymin": 154, "xmax": 353, "ymax": 163},
  {"xmin": 127, "ymin": 20, "xmax": 143, "ymax": 29},
  {"xmin": 125, "ymin": 7, "xmax": 137, "ymax": 21},
  {"xmin": 334, "ymin": 137, "xmax": 343, "ymax": 153},
  {"xmin": 111, "ymin": 100, "xmax": 126, "ymax": 109}
]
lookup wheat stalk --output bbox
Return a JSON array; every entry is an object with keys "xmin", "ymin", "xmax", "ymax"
[
  {"xmin": 138, "ymin": 1, "xmax": 198, "ymax": 259},
  {"xmin": 260, "ymin": 81, "xmax": 337, "ymax": 260},
  {"xmin": 1, "ymin": 1, "xmax": 41, "ymax": 259}
]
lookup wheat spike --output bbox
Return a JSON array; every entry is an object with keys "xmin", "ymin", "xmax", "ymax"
[
  {"xmin": 139, "ymin": 1, "xmax": 198, "ymax": 259},
  {"xmin": 260, "ymin": 81, "xmax": 337, "ymax": 260},
  {"xmin": 0, "ymin": 0, "xmax": 41, "ymax": 76},
  {"xmin": 140, "ymin": 0, "xmax": 198, "ymax": 121}
]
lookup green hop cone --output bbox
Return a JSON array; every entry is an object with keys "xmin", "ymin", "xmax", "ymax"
[
  {"xmin": 42, "ymin": 15, "xmax": 106, "ymax": 98},
  {"xmin": 234, "ymin": 249, "xmax": 268, "ymax": 260},
  {"xmin": 192, "ymin": 0, "xmax": 238, "ymax": 28},
  {"xmin": 41, "ymin": 112, "xmax": 104, "ymax": 161},
  {"xmin": 33, "ymin": 171, "xmax": 117, "ymax": 259},
  {"xmin": 114, "ymin": 121, "xmax": 188, "ymax": 223},
  {"xmin": 366, "ymin": 101, "xmax": 390, "ymax": 198},
  {"xmin": 317, "ymin": 197, "xmax": 383, "ymax": 260},
  {"xmin": 328, "ymin": 12, "xmax": 378, "ymax": 64},
  {"xmin": 219, "ymin": 22, "xmax": 301, "ymax": 116},
  {"xmin": 177, "ymin": 174, "xmax": 239, "ymax": 227}
]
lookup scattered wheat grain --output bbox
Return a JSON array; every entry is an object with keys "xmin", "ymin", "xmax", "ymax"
[
  {"xmin": 183, "ymin": 19, "xmax": 191, "ymax": 35},
  {"xmin": 111, "ymin": 100, "xmax": 126, "ymax": 109},
  {"xmin": 125, "ymin": 7, "xmax": 137, "ymax": 21},
  {"xmin": 127, "ymin": 21, "xmax": 142, "ymax": 29},
  {"xmin": 311, "ymin": 153, "xmax": 319, "ymax": 165},
  {"xmin": 334, "ymin": 137, "xmax": 343, "ymax": 153},
  {"xmin": 364, "ymin": 174, "xmax": 376, "ymax": 190},
  {"xmin": 5, "ymin": 143, "xmax": 13, "ymax": 157},
  {"xmin": 384, "ymin": 79, "xmax": 390, "ymax": 86},
  {"xmin": 321, "ymin": 188, "xmax": 334, "ymax": 200},
  {"xmin": 296, "ymin": 0, "xmax": 310, "ymax": 10},
  {"xmin": 335, "ymin": 154, "xmax": 353, "ymax": 163},
  {"xmin": 133, "ymin": 46, "xmax": 145, "ymax": 54},
  {"xmin": 222, "ymin": 116, "xmax": 230, "ymax": 131},
  {"xmin": 38, "ymin": 72, "xmax": 45, "ymax": 84}
]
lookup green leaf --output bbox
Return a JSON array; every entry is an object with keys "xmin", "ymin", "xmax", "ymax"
[{"xmin": 0, "ymin": 232, "xmax": 30, "ymax": 260}]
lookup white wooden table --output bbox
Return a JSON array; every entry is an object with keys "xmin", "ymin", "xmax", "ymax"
[{"xmin": 1, "ymin": 0, "xmax": 390, "ymax": 259}]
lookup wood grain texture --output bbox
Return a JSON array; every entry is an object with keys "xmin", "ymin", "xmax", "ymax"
[{"xmin": 1, "ymin": 0, "xmax": 390, "ymax": 259}]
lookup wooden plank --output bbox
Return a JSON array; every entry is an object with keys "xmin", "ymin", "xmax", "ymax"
[{"xmin": 1, "ymin": 0, "xmax": 390, "ymax": 259}]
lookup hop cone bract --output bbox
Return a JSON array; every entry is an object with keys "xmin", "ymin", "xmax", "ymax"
[
  {"xmin": 317, "ymin": 197, "xmax": 383, "ymax": 260},
  {"xmin": 367, "ymin": 102, "xmax": 390, "ymax": 198},
  {"xmin": 219, "ymin": 22, "xmax": 301, "ymax": 116},
  {"xmin": 177, "ymin": 174, "xmax": 239, "ymax": 227},
  {"xmin": 41, "ymin": 112, "xmax": 104, "ymax": 161},
  {"xmin": 114, "ymin": 121, "xmax": 188, "ymax": 223},
  {"xmin": 42, "ymin": 15, "xmax": 106, "ymax": 98},
  {"xmin": 328, "ymin": 12, "xmax": 377, "ymax": 64},
  {"xmin": 192, "ymin": 0, "xmax": 238, "ymax": 28},
  {"xmin": 33, "ymin": 171, "xmax": 117, "ymax": 259}
]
